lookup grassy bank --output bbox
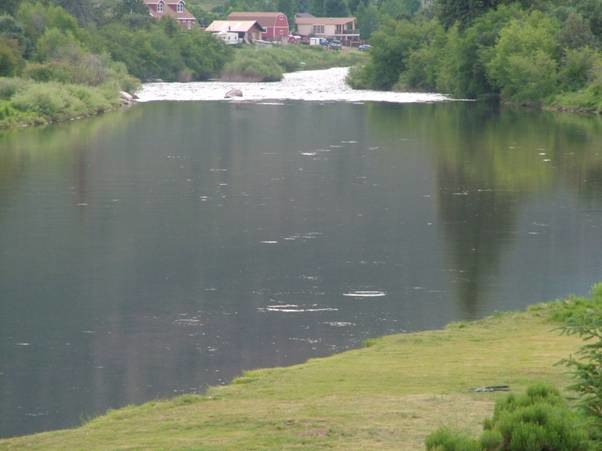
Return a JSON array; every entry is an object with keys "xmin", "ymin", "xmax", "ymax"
[
  {"xmin": 0, "ymin": 298, "xmax": 586, "ymax": 450},
  {"xmin": 221, "ymin": 45, "xmax": 366, "ymax": 82},
  {"xmin": 0, "ymin": 78, "xmax": 126, "ymax": 129}
]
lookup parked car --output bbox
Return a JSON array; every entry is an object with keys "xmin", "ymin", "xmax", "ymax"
[
  {"xmin": 319, "ymin": 38, "xmax": 329, "ymax": 46},
  {"xmin": 288, "ymin": 34, "xmax": 301, "ymax": 44},
  {"xmin": 328, "ymin": 39, "xmax": 342, "ymax": 50},
  {"xmin": 358, "ymin": 44, "xmax": 372, "ymax": 51}
]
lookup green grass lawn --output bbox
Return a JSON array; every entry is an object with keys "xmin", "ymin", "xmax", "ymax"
[{"xmin": 0, "ymin": 305, "xmax": 582, "ymax": 450}]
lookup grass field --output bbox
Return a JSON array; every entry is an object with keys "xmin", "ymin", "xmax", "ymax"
[{"xmin": 0, "ymin": 301, "xmax": 583, "ymax": 450}]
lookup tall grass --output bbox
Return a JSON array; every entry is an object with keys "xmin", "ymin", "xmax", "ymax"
[{"xmin": 0, "ymin": 77, "xmax": 120, "ymax": 128}]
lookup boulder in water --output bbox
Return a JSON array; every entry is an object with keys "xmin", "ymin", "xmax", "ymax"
[{"xmin": 225, "ymin": 88, "xmax": 243, "ymax": 98}]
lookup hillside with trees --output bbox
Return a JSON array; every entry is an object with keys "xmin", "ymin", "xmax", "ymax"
[{"xmin": 0, "ymin": 0, "xmax": 233, "ymax": 127}]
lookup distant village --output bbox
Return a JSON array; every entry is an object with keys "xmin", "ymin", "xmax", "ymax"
[{"xmin": 143, "ymin": 0, "xmax": 361, "ymax": 47}]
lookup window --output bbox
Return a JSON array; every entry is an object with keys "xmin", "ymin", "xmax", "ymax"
[
  {"xmin": 336, "ymin": 25, "xmax": 343, "ymax": 34},
  {"xmin": 312, "ymin": 25, "xmax": 324, "ymax": 34},
  {"xmin": 157, "ymin": 1, "xmax": 164, "ymax": 13},
  {"xmin": 177, "ymin": 2, "xmax": 184, "ymax": 13}
]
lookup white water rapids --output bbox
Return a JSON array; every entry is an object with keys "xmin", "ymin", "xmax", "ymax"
[{"xmin": 136, "ymin": 67, "xmax": 450, "ymax": 104}]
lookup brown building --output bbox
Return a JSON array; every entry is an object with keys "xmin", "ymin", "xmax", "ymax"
[
  {"xmin": 143, "ymin": 0, "xmax": 197, "ymax": 29},
  {"xmin": 295, "ymin": 15, "xmax": 359, "ymax": 45}
]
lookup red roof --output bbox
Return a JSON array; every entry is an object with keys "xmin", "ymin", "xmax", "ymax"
[{"xmin": 228, "ymin": 12, "xmax": 287, "ymax": 28}]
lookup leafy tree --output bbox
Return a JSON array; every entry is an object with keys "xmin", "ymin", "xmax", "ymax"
[
  {"xmin": 434, "ymin": 0, "xmax": 534, "ymax": 29},
  {"xmin": 561, "ymin": 284, "xmax": 602, "ymax": 424},
  {"xmin": 324, "ymin": 0, "xmax": 348, "ymax": 16},
  {"xmin": 0, "ymin": 15, "xmax": 30, "ymax": 55},
  {"xmin": 356, "ymin": 1, "xmax": 378, "ymax": 39},
  {"xmin": 116, "ymin": 0, "xmax": 149, "ymax": 17},
  {"xmin": 0, "ymin": 0, "xmax": 21, "ymax": 15},
  {"xmin": 558, "ymin": 12, "xmax": 595, "ymax": 50},
  {"xmin": 51, "ymin": 0, "xmax": 96, "ymax": 24},
  {"xmin": 16, "ymin": 1, "xmax": 80, "ymax": 43},
  {"xmin": 378, "ymin": 0, "xmax": 421, "ymax": 19},
  {"xmin": 486, "ymin": 11, "xmax": 560, "ymax": 103},
  {"xmin": 0, "ymin": 37, "xmax": 24, "ymax": 76},
  {"xmin": 309, "ymin": 0, "xmax": 324, "ymax": 16},
  {"xmin": 368, "ymin": 18, "xmax": 440, "ymax": 89}
]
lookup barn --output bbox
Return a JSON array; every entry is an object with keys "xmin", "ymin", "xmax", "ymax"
[{"xmin": 227, "ymin": 12, "xmax": 289, "ymax": 42}]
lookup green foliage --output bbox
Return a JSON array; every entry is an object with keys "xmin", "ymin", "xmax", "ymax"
[
  {"xmin": 559, "ymin": 284, "xmax": 602, "ymax": 423},
  {"xmin": 0, "ymin": 14, "xmax": 30, "ymax": 55},
  {"xmin": 435, "ymin": 0, "xmax": 507, "ymax": 29},
  {"xmin": 486, "ymin": 11, "xmax": 560, "ymax": 103},
  {"xmin": 222, "ymin": 45, "xmax": 364, "ymax": 82},
  {"xmin": 16, "ymin": 1, "xmax": 80, "ymax": 43},
  {"xmin": 355, "ymin": 1, "xmax": 378, "ymax": 40},
  {"xmin": 223, "ymin": 52, "xmax": 283, "ymax": 81},
  {"xmin": 0, "ymin": 36, "xmax": 24, "ymax": 76},
  {"xmin": 96, "ymin": 23, "xmax": 230, "ymax": 82},
  {"xmin": 323, "ymin": 0, "xmax": 349, "ymax": 17},
  {"xmin": 426, "ymin": 384, "xmax": 592, "ymax": 451},
  {"xmin": 425, "ymin": 427, "xmax": 482, "ymax": 451},
  {"xmin": 0, "ymin": 76, "xmax": 27, "ymax": 99},
  {"xmin": 8, "ymin": 80, "xmax": 117, "ymax": 124}
]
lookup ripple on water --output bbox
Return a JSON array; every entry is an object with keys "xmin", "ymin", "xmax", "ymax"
[
  {"xmin": 258, "ymin": 304, "xmax": 338, "ymax": 313},
  {"xmin": 342, "ymin": 291, "xmax": 387, "ymax": 298}
]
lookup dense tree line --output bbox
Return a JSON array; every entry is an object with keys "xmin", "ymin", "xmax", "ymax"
[{"xmin": 348, "ymin": 0, "xmax": 602, "ymax": 112}]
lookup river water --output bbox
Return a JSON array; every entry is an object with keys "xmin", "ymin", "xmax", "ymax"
[{"xmin": 1, "ymin": 69, "xmax": 602, "ymax": 438}]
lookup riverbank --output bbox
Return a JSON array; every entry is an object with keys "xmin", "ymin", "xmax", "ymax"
[
  {"xmin": 221, "ymin": 45, "xmax": 366, "ymax": 82},
  {"xmin": 0, "ymin": 78, "xmax": 131, "ymax": 130},
  {"xmin": 0, "ymin": 298, "xmax": 583, "ymax": 449},
  {"xmin": 137, "ymin": 67, "xmax": 449, "ymax": 103}
]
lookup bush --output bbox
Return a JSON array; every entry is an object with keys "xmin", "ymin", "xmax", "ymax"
[
  {"xmin": 559, "ymin": 285, "xmax": 602, "ymax": 426},
  {"xmin": 0, "ymin": 76, "xmax": 27, "ymax": 99},
  {"xmin": 425, "ymin": 384, "xmax": 593, "ymax": 451},
  {"xmin": 222, "ymin": 53, "xmax": 283, "ymax": 82},
  {"xmin": 9, "ymin": 81, "xmax": 118, "ymax": 124},
  {"xmin": 425, "ymin": 427, "xmax": 482, "ymax": 451},
  {"xmin": 0, "ymin": 36, "xmax": 23, "ymax": 76}
]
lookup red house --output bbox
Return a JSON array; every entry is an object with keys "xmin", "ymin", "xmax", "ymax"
[
  {"xmin": 144, "ymin": 0, "xmax": 197, "ymax": 29},
  {"xmin": 227, "ymin": 12, "xmax": 289, "ymax": 41}
]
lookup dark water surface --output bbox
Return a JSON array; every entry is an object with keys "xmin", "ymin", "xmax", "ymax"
[{"xmin": 1, "ymin": 101, "xmax": 602, "ymax": 437}]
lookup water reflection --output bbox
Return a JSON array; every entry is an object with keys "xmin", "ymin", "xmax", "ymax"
[{"xmin": 1, "ymin": 101, "xmax": 602, "ymax": 437}]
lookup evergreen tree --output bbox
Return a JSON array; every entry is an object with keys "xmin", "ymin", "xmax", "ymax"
[{"xmin": 324, "ymin": 0, "xmax": 349, "ymax": 16}]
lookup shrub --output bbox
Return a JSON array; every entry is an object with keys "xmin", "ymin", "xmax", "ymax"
[
  {"xmin": 560, "ymin": 285, "xmax": 602, "ymax": 431},
  {"xmin": 0, "ymin": 76, "xmax": 28, "ymax": 99},
  {"xmin": 0, "ymin": 36, "xmax": 24, "ymax": 76},
  {"xmin": 425, "ymin": 427, "xmax": 482, "ymax": 451},
  {"xmin": 425, "ymin": 384, "xmax": 592, "ymax": 451},
  {"xmin": 222, "ymin": 54, "xmax": 283, "ymax": 82},
  {"xmin": 10, "ymin": 81, "xmax": 118, "ymax": 123}
]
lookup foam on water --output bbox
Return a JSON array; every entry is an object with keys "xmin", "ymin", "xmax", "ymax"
[
  {"xmin": 342, "ymin": 290, "xmax": 387, "ymax": 298},
  {"xmin": 137, "ymin": 68, "xmax": 450, "ymax": 104}
]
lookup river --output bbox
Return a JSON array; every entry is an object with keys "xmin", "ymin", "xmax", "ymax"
[{"xmin": 1, "ymin": 69, "xmax": 602, "ymax": 438}]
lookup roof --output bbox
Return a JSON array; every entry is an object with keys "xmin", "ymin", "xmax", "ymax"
[
  {"xmin": 228, "ymin": 12, "xmax": 288, "ymax": 28},
  {"xmin": 144, "ymin": 0, "xmax": 187, "ymax": 4},
  {"xmin": 144, "ymin": 0, "xmax": 196, "ymax": 20},
  {"xmin": 206, "ymin": 20, "xmax": 266, "ymax": 33},
  {"xmin": 295, "ymin": 17, "xmax": 356, "ymax": 25}
]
